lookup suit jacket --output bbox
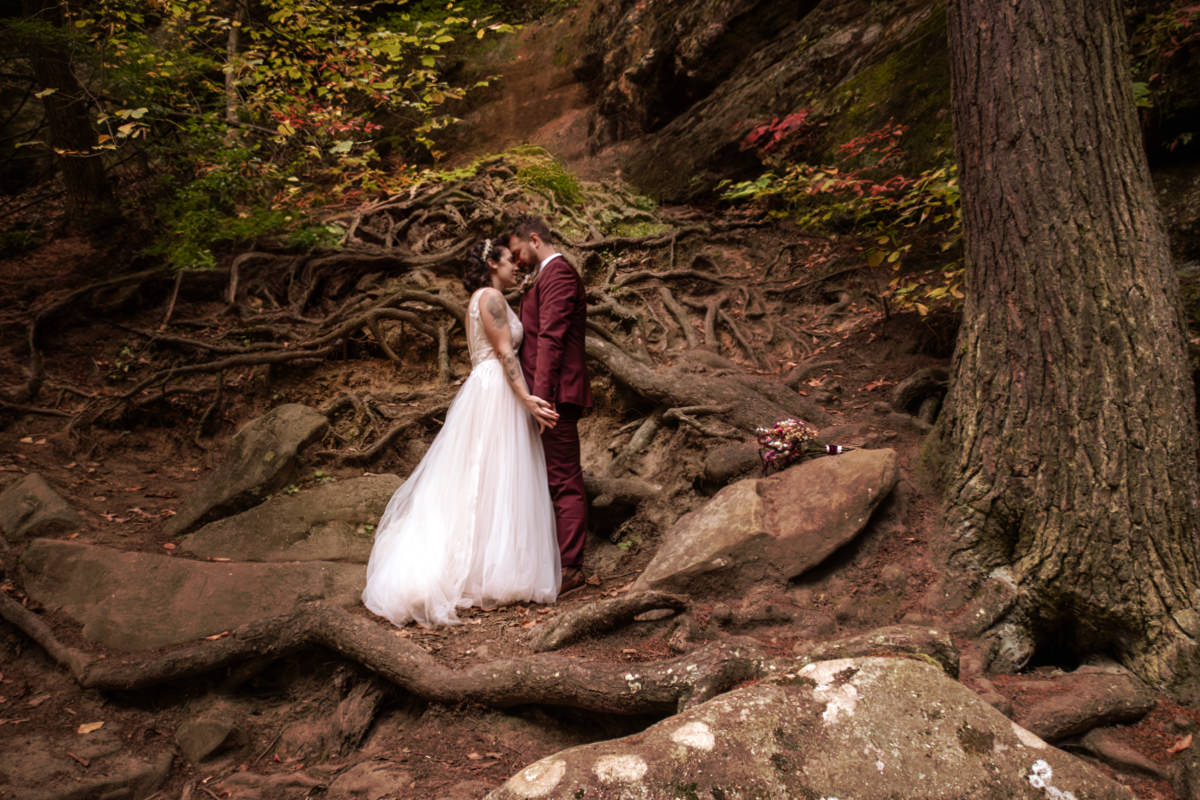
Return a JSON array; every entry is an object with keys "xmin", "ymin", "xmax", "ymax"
[{"xmin": 519, "ymin": 255, "xmax": 592, "ymax": 408}]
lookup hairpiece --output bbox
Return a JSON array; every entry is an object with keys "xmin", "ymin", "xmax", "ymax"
[{"xmin": 481, "ymin": 238, "xmax": 493, "ymax": 262}]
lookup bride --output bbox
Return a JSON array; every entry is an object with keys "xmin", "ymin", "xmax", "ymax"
[{"xmin": 361, "ymin": 238, "xmax": 562, "ymax": 627}]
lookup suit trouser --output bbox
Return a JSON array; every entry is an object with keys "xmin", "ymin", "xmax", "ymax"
[{"xmin": 541, "ymin": 402, "xmax": 587, "ymax": 568}]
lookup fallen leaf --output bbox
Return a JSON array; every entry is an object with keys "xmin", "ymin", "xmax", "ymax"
[
  {"xmin": 1168, "ymin": 733, "xmax": 1193, "ymax": 754},
  {"xmin": 161, "ymin": 543, "xmax": 176, "ymax": 550},
  {"xmin": 585, "ymin": 576, "xmax": 602, "ymax": 586},
  {"xmin": 209, "ymin": 557, "xmax": 232, "ymax": 562},
  {"xmin": 204, "ymin": 631, "xmax": 230, "ymax": 641},
  {"xmin": 621, "ymin": 648, "xmax": 638, "ymax": 655},
  {"xmin": 27, "ymin": 694, "xmax": 52, "ymax": 708},
  {"xmin": 519, "ymin": 620, "xmax": 536, "ymax": 628},
  {"xmin": 76, "ymin": 721, "xmax": 104, "ymax": 734},
  {"xmin": 19, "ymin": 437, "xmax": 33, "ymax": 444},
  {"xmin": 93, "ymin": 496, "xmax": 107, "ymax": 502},
  {"xmin": 34, "ymin": 439, "xmax": 45, "ymax": 446},
  {"xmin": 536, "ymin": 608, "xmax": 553, "ymax": 615},
  {"xmin": 467, "ymin": 752, "xmax": 483, "ymax": 760}
]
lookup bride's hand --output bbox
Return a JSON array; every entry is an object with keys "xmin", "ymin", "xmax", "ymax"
[{"xmin": 526, "ymin": 395, "xmax": 559, "ymax": 433}]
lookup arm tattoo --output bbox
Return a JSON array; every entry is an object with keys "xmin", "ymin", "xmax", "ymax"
[
  {"xmin": 486, "ymin": 293, "xmax": 508, "ymax": 327},
  {"xmin": 500, "ymin": 351, "xmax": 524, "ymax": 386}
]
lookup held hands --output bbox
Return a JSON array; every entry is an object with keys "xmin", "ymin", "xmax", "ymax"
[{"xmin": 526, "ymin": 395, "xmax": 559, "ymax": 433}]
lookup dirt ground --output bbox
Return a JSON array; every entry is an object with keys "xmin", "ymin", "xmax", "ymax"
[{"xmin": 0, "ymin": 231, "xmax": 1192, "ymax": 800}]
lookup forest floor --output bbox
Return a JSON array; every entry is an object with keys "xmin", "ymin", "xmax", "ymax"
[{"xmin": 0, "ymin": 225, "xmax": 1193, "ymax": 800}]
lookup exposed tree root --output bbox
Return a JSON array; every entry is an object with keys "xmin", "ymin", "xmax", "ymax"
[
  {"xmin": 9, "ymin": 153, "xmax": 857, "ymax": 464},
  {"xmin": 585, "ymin": 336, "xmax": 827, "ymax": 432},
  {"xmin": 0, "ymin": 595, "xmax": 770, "ymax": 714},
  {"xmin": 530, "ymin": 591, "xmax": 689, "ymax": 653}
]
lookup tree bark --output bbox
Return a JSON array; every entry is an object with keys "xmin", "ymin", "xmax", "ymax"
[
  {"xmin": 21, "ymin": 0, "xmax": 119, "ymax": 230},
  {"xmin": 941, "ymin": 0, "xmax": 1200, "ymax": 693}
]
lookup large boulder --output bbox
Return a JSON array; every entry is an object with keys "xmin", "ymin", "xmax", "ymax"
[
  {"xmin": 0, "ymin": 472, "xmax": 83, "ymax": 543},
  {"xmin": 634, "ymin": 448, "xmax": 898, "ymax": 594},
  {"xmin": 165, "ymin": 403, "xmax": 328, "ymax": 536},
  {"xmin": 486, "ymin": 657, "xmax": 1133, "ymax": 800},
  {"xmin": 572, "ymin": 0, "xmax": 951, "ymax": 201},
  {"xmin": 19, "ymin": 539, "xmax": 363, "ymax": 650},
  {"xmin": 180, "ymin": 475, "xmax": 402, "ymax": 562}
]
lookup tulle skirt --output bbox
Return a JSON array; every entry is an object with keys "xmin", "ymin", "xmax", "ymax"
[{"xmin": 361, "ymin": 359, "xmax": 560, "ymax": 627}]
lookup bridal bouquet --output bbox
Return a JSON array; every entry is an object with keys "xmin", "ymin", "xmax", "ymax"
[{"xmin": 755, "ymin": 418, "xmax": 847, "ymax": 475}]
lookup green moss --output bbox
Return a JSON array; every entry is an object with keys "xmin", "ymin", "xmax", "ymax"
[
  {"xmin": 608, "ymin": 220, "xmax": 671, "ymax": 237},
  {"xmin": 818, "ymin": 8, "xmax": 953, "ymax": 171},
  {"xmin": 508, "ymin": 145, "xmax": 585, "ymax": 206}
]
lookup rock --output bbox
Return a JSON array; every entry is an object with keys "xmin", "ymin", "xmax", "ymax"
[
  {"xmin": 486, "ymin": 657, "xmax": 1133, "ymax": 800},
  {"xmin": 578, "ymin": 2, "xmax": 951, "ymax": 202},
  {"xmin": 878, "ymin": 562, "xmax": 908, "ymax": 592},
  {"xmin": 701, "ymin": 441, "xmax": 760, "ymax": 487},
  {"xmin": 326, "ymin": 760, "xmax": 413, "ymax": 799},
  {"xmin": 1172, "ymin": 740, "xmax": 1200, "ymax": 800},
  {"xmin": 1080, "ymin": 726, "xmax": 1168, "ymax": 778},
  {"xmin": 1009, "ymin": 664, "xmax": 1157, "ymax": 741},
  {"xmin": 180, "ymin": 475, "xmax": 401, "ymax": 562},
  {"xmin": 986, "ymin": 621, "xmax": 1036, "ymax": 673},
  {"xmin": 794, "ymin": 624, "xmax": 960, "ymax": 678},
  {"xmin": 0, "ymin": 473, "xmax": 82, "ymax": 543},
  {"xmin": 20, "ymin": 538, "xmax": 363, "ymax": 650},
  {"xmin": 177, "ymin": 701, "xmax": 247, "ymax": 764},
  {"xmin": 0, "ymin": 730, "xmax": 172, "ymax": 800},
  {"xmin": 633, "ymin": 449, "xmax": 898, "ymax": 595},
  {"xmin": 165, "ymin": 403, "xmax": 328, "ymax": 536}
]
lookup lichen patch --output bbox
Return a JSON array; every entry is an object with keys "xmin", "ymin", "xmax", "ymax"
[
  {"xmin": 593, "ymin": 754, "xmax": 649, "ymax": 783},
  {"xmin": 671, "ymin": 720, "xmax": 716, "ymax": 751},
  {"xmin": 800, "ymin": 660, "xmax": 860, "ymax": 723},
  {"xmin": 506, "ymin": 757, "xmax": 567, "ymax": 797}
]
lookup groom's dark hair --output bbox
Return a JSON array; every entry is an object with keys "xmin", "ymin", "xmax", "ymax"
[{"xmin": 508, "ymin": 214, "xmax": 553, "ymax": 243}]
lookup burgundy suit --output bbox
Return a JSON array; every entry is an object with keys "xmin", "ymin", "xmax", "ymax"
[{"xmin": 520, "ymin": 255, "xmax": 591, "ymax": 568}]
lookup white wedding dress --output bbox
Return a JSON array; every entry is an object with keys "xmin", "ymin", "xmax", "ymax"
[{"xmin": 361, "ymin": 289, "xmax": 560, "ymax": 627}]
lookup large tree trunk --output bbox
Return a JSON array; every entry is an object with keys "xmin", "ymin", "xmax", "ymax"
[
  {"xmin": 941, "ymin": 0, "xmax": 1200, "ymax": 693},
  {"xmin": 21, "ymin": 0, "xmax": 119, "ymax": 229}
]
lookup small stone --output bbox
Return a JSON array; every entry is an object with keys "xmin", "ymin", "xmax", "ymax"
[
  {"xmin": 177, "ymin": 704, "xmax": 246, "ymax": 764},
  {"xmin": 1081, "ymin": 727, "xmax": 1167, "ymax": 778},
  {"xmin": 1170, "ymin": 714, "xmax": 1195, "ymax": 733},
  {"xmin": 878, "ymin": 563, "xmax": 908, "ymax": 592},
  {"xmin": 0, "ymin": 473, "xmax": 82, "ymax": 543}
]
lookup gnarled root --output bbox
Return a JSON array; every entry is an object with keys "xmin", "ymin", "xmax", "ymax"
[
  {"xmin": 1, "ymin": 595, "xmax": 769, "ymax": 714},
  {"xmin": 531, "ymin": 591, "xmax": 688, "ymax": 653}
]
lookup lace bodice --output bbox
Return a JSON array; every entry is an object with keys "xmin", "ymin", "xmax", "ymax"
[{"xmin": 467, "ymin": 289, "xmax": 522, "ymax": 367}]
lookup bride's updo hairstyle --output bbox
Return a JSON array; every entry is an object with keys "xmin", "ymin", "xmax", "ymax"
[{"xmin": 462, "ymin": 238, "xmax": 498, "ymax": 294}]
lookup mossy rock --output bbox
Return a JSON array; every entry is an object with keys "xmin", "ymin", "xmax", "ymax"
[{"xmin": 815, "ymin": 7, "xmax": 953, "ymax": 172}]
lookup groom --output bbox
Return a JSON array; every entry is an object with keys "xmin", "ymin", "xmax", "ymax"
[{"xmin": 507, "ymin": 215, "xmax": 592, "ymax": 594}]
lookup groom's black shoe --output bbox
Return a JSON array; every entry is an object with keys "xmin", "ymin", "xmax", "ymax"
[{"xmin": 560, "ymin": 566, "xmax": 586, "ymax": 596}]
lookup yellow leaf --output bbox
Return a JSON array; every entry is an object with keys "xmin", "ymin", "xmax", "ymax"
[{"xmin": 77, "ymin": 721, "xmax": 104, "ymax": 734}]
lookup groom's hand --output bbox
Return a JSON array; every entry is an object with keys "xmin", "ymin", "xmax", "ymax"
[{"xmin": 528, "ymin": 395, "xmax": 559, "ymax": 433}]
